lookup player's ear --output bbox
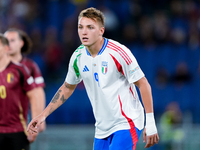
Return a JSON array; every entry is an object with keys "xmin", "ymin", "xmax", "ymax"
[
  {"xmin": 20, "ymin": 39, "xmax": 24, "ymax": 48},
  {"xmin": 99, "ymin": 27, "xmax": 105, "ymax": 36}
]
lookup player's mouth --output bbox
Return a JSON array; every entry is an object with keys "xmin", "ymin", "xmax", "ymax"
[{"xmin": 82, "ymin": 37, "xmax": 88, "ymax": 42}]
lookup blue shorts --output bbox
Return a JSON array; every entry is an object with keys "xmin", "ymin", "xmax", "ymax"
[{"xmin": 93, "ymin": 127, "xmax": 142, "ymax": 150}]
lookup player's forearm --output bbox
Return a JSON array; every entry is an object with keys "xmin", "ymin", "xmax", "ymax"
[
  {"xmin": 135, "ymin": 77, "xmax": 154, "ymax": 113},
  {"xmin": 41, "ymin": 82, "xmax": 76, "ymax": 118},
  {"xmin": 140, "ymin": 85, "xmax": 153, "ymax": 113},
  {"xmin": 34, "ymin": 87, "xmax": 46, "ymax": 132},
  {"xmin": 28, "ymin": 89, "xmax": 41, "ymax": 118},
  {"xmin": 35, "ymin": 87, "xmax": 46, "ymax": 113},
  {"xmin": 136, "ymin": 77, "xmax": 158, "ymax": 136},
  {"xmin": 43, "ymin": 89, "xmax": 67, "ymax": 118}
]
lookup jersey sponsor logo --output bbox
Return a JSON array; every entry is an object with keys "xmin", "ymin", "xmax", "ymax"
[
  {"xmin": 7, "ymin": 73, "xmax": 14, "ymax": 83},
  {"xmin": 102, "ymin": 61, "xmax": 108, "ymax": 74},
  {"xmin": 83, "ymin": 65, "xmax": 89, "ymax": 72},
  {"xmin": 129, "ymin": 66, "xmax": 139, "ymax": 75}
]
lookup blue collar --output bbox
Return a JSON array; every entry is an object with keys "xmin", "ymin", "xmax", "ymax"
[{"xmin": 86, "ymin": 38, "xmax": 108, "ymax": 56}]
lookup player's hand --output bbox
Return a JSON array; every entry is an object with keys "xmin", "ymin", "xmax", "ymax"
[
  {"xmin": 143, "ymin": 128, "xmax": 159, "ymax": 148},
  {"xmin": 38, "ymin": 121, "xmax": 46, "ymax": 132},
  {"xmin": 27, "ymin": 131, "xmax": 38, "ymax": 143},
  {"xmin": 27, "ymin": 114, "xmax": 46, "ymax": 134}
]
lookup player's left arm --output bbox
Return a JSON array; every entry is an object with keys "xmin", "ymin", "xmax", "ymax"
[
  {"xmin": 30, "ymin": 60, "xmax": 47, "ymax": 132},
  {"xmin": 26, "ymin": 89, "xmax": 40, "ymax": 143},
  {"xmin": 134, "ymin": 77, "xmax": 159, "ymax": 148},
  {"xmin": 34, "ymin": 87, "xmax": 46, "ymax": 132},
  {"xmin": 27, "ymin": 88, "xmax": 41, "ymax": 122}
]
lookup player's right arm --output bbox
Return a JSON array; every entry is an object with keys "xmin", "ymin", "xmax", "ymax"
[{"xmin": 27, "ymin": 81, "xmax": 77, "ymax": 133}]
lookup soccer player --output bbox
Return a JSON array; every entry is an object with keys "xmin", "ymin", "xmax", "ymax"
[
  {"xmin": 0, "ymin": 34, "xmax": 39, "ymax": 149},
  {"xmin": 27, "ymin": 7, "xmax": 159, "ymax": 149},
  {"xmin": 4, "ymin": 28, "xmax": 46, "ymax": 132}
]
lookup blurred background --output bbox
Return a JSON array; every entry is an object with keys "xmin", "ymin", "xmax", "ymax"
[{"xmin": 1, "ymin": 0, "xmax": 200, "ymax": 149}]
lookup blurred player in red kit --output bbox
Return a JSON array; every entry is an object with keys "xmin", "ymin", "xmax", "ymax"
[
  {"xmin": 4, "ymin": 28, "xmax": 46, "ymax": 133},
  {"xmin": 0, "ymin": 34, "xmax": 40, "ymax": 150}
]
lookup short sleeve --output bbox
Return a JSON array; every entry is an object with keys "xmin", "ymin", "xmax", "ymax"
[
  {"xmin": 120, "ymin": 46, "xmax": 145, "ymax": 83},
  {"xmin": 30, "ymin": 61, "xmax": 45, "ymax": 87},
  {"xmin": 20, "ymin": 65, "xmax": 36, "ymax": 92},
  {"xmin": 65, "ymin": 53, "xmax": 82, "ymax": 85},
  {"xmin": 21, "ymin": 58, "xmax": 45, "ymax": 88}
]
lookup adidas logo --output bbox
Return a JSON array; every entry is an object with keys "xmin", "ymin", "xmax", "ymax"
[{"xmin": 83, "ymin": 65, "xmax": 89, "ymax": 72}]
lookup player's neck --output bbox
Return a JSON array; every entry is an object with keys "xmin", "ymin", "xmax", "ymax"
[
  {"xmin": 0, "ymin": 55, "xmax": 11, "ymax": 72},
  {"xmin": 9, "ymin": 53, "xmax": 23, "ymax": 63},
  {"xmin": 86, "ymin": 37, "xmax": 104, "ymax": 58}
]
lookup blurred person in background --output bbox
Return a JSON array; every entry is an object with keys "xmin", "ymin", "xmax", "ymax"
[
  {"xmin": 160, "ymin": 101, "xmax": 184, "ymax": 150},
  {"xmin": 171, "ymin": 61, "xmax": 192, "ymax": 86},
  {"xmin": 155, "ymin": 66, "xmax": 170, "ymax": 89},
  {"xmin": 4, "ymin": 28, "xmax": 46, "ymax": 133},
  {"xmin": 27, "ymin": 7, "xmax": 159, "ymax": 150},
  {"xmin": 0, "ymin": 34, "xmax": 39, "ymax": 149},
  {"xmin": 43, "ymin": 26, "xmax": 65, "ymax": 80}
]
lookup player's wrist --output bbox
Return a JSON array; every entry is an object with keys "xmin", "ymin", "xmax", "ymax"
[{"xmin": 145, "ymin": 112, "xmax": 157, "ymax": 136}]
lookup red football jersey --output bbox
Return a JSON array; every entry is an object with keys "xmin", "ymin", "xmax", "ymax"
[
  {"xmin": 20, "ymin": 57, "xmax": 45, "ymax": 88},
  {"xmin": 0, "ymin": 62, "xmax": 36, "ymax": 133}
]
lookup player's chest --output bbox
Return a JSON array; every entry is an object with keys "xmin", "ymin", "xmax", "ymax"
[
  {"xmin": 78, "ymin": 55, "xmax": 120, "ymax": 82},
  {"xmin": 0, "ymin": 70, "xmax": 21, "ymax": 90}
]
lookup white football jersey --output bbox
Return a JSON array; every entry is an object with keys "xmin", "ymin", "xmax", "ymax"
[{"xmin": 66, "ymin": 38, "xmax": 145, "ymax": 138}]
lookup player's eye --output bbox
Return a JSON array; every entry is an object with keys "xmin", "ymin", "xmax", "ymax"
[
  {"xmin": 78, "ymin": 26, "xmax": 83, "ymax": 29},
  {"xmin": 88, "ymin": 26, "xmax": 93, "ymax": 29}
]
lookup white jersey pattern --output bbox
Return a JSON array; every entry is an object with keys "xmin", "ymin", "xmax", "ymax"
[{"xmin": 66, "ymin": 38, "xmax": 145, "ymax": 138}]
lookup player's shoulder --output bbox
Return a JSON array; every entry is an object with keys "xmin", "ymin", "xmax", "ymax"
[
  {"xmin": 71, "ymin": 44, "xmax": 85, "ymax": 59},
  {"xmin": 74, "ymin": 44, "xmax": 85, "ymax": 53},
  {"xmin": 21, "ymin": 57, "xmax": 36, "ymax": 65},
  {"xmin": 22, "ymin": 57, "xmax": 32, "ymax": 62},
  {"xmin": 107, "ymin": 39, "xmax": 124, "ymax": 48},
  {"xmin": 21, "ymin": 57, "xmax": 40, "ymax": 70},
  {"xmin": 106, "ymin": 39, "xmax": 134, "ymax": 65},
  {"xmin": 107, "ymin": 39, "xmax": 131, "ymax": 54},
  {"xmin": 9, "ymin": 61, "xmax": 24, "ymax": 69},
  {"xmin": 11, "ymin": 61, "xmax": 30, "ymax": 74}
]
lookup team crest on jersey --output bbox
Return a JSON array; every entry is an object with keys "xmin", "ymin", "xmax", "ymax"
[
  {"xmin": 7, "ymin": 73, "xmax": 14, "ymax": 83},
  {"xmin": 102, "ymin": 61, "xmax": 108, "ymax": 74}
]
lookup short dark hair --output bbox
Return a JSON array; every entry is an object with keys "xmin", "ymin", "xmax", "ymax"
[
  {"xmin": 0, "ymin": 33, "xmax": 9, "ymax": 46},
  {"xmin": 78, "ymin": 7, "xmax": 105, "ymax": 27},
  {"xmin": 5, "ymin": 28, "xmax": 32, "ymax": 54}
]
